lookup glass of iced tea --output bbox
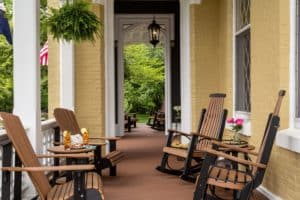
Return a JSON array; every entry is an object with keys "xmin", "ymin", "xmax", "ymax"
[
  {"xmin": 81, "ymin": 128, "xmax": 89, "ymax": 145},
  {"xmin": 63, "ymin": 130, "xmax": 71, "ymax": 149}
]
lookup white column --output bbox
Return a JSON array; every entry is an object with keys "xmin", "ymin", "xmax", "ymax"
[
  {"xmin": 104, "ymin": 0, "xmax": 116, "ymax": 137},
  {"xmin": 179, "ymin": 0, "xmax": 202, "ymax": 133},
  {"xmin": 290, "ymin": 0, "xmax": 297, "ymax": 128},
  {"xmin": 13, "ymin": 0, "xmax": 41, "ymax": 152},
  {"xmin": 180, "ymin": 0, "xmax": 192, "ymax": 133},
  {"xmin": 60, "ymin": 41, "xmax": 75, "ymax": 110}
]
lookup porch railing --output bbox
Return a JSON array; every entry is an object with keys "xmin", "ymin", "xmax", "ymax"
[{"xmin": 0, "ymin": 119, "xmax": 60, "ymax": 200}]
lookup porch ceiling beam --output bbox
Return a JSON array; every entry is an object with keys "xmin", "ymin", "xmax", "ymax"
[{"xmin": 13, "ymin": 0, "xmax": 41, "ymax": 152}]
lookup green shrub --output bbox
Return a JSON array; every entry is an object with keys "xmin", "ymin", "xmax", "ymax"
[{"xmin": 0, "ymin": 35, "xmax": 13, "ymax": 112}]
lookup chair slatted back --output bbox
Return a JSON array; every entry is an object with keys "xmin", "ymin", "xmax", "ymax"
[
  {"xmin": 196, "ymin": 94, "xmax": 226, "ymax": 151},
  {"xmin": 0, "ymin": 112, "xmax": 51, "ymax": 200},
  {"xmin": 54, "ymin": 108, "xmax": 81, "ymax": 134},
  {"xmin": 252, "ymin": 90, "xmax": 285, "ymax": 179}
]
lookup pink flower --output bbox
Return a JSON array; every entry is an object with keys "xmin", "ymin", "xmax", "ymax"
[
  {"xmin": 235, "ymin": 118, "xmax": 244, "ymax": 125},
  {"xmin": 226, "ymin": 118, "xmax": 235, "ymax": 123}
]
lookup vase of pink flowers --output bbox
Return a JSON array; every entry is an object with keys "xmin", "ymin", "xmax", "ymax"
[{"xmin": 227, "ymin": 117, "xmax": 244, "ymax": 143}]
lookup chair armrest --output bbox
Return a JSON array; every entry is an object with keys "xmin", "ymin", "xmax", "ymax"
[
  {"xmin": 204, "ymin": 148, "xmax": 266, "ymax": 169},
  {"xmin": 191, "ymin": 132, "xmax": 219, "ymax": 141},
  {"xmin": 168, "ymin": 129, "xmax": 191, "ymax": 137},
  {"xmin": 212, "ymin": 141, "xmax": 259, "ymax": 156},
  {"xmin": 36, "ymin": 153, "xmax": 94, "ymax": 159},
  {"xmin": 1, "ymin": 164, "xmax": 95, "ymax": 172}
]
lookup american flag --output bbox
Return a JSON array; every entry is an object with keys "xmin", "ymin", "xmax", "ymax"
[
  {"xmin": 0, "ymin": 8, "xmax": 12, "ymax": 44},
  {"xmin": 40, "ymin": 41, "xmax": 48, "ymax": 66}
]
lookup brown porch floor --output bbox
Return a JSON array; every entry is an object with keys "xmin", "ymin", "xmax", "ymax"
[{"xmin": 102, "ymin": 125, "xmax": 268, "ymax": 200}]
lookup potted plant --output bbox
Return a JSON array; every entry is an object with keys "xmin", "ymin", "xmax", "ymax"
[
  {"xmin": 47, "ymin": 0, "xmax": 102, "ymax": 43},
  {"xmin": 226, "ymin": 117, "xmax": 244, "ymax": 143}
]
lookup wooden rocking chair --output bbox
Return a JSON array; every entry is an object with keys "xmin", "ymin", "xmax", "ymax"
[
  {"xmin": 53, "ymin": 108, "xmax": 125, "ymax": 176},
  {"xmin": 147, "ymin": 99, "xmax": 165, "ymax": 127},
  {"xmin": 156, "ymin": 93, "xmax": 228, "ymax": 182},
  {"xmin": 0, "ymin": 112, "xmax": 104, "ymax": 200},
  {"xmin": 193, "ymin": 90, "xmax": 285, "ymax": 200}
]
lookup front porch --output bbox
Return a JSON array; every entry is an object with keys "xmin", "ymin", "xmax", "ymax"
[{"xmin": 0, "ymin": 0, "xmax": 299, "ymax": 199}]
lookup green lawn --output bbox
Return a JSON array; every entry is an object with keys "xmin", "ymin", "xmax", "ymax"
[{"xmin": 136, "ymin": 113, "xmax": 149, "ymax": 124}]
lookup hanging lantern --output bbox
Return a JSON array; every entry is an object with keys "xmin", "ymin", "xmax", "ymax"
[{"xmin": 148, "ymin": 18, "xmax": 161, "ymax": 47}]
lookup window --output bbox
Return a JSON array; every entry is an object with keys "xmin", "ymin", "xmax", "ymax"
[{"xmin": 235, "ymin": 0, "xmax": 251, "ymax": 113}]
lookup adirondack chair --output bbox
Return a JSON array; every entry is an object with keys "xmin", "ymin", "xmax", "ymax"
[
  {"xmin": 53, "ymin": 108, "xmax": 125, "ymax": 176},
  {"xmin": 193, "ymin": 90, "xmax": 286, "ymax": 200},
  {"xmin": 0, "ymin": 112, "xmax": 104, "ymax": 200},
  {"xmin": 156, "ymin": 93, "xmax": 228, "ymax": 182}
]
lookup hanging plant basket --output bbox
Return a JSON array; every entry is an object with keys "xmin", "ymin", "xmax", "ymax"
[{"xmin": 48, "ymin": 0, "xmax": 102, "ymax": 43}]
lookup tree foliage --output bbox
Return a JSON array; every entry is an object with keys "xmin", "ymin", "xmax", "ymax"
[
  {"xmin": 124, "ymin": 43, "xmax": 165, "ymax": 114},
  {"xmin": 0, "ymin": 0, "xmax": 49, "ymax": 113},
  {"xmin": 0, "ymin": 36, "xmax": 13, "ymax": 112}
]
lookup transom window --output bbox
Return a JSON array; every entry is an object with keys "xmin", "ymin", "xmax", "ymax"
[{"xmin": 235, "ymin": 0, "xmax": 251, "ymax": 113}]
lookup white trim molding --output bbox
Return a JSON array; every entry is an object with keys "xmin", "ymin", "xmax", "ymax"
[
  {"xmin": 189, "ymin": 0, "xmax": 202, "ymax": 4},
  {"xmin": 59, "ymin": 40, "xmax": 75, "ymax": 110},
  {"xmin": 180, "ymin": 0, "xmax": 192, "ymax": 133},
  {"xmin": 104, "ymin": 0, "xmax": 115, "ymax": 137},
  {"xmin": 92, "ymin": 0, "xmax": 104, "ymax": 5},
  {"xmin": 257, "ymin": 186, "xmax": 282, "ymax": 200},
  {"xmin": 115, "ymin": 14, "xmax": 174, "ymax": 136},
  {"xmin": 289, "ymin": 0, "xmax": 300, "ymax": 128},
  {"xmin": 276, "ymin": 128, "xmax": 300, "ymax": 153},
  {"xmin": 13, "ymin": 0, "xmax": 42, "ymax": 152}
]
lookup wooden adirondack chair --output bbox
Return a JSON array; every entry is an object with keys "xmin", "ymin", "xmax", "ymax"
[
  {"xmin": 0, "ymin": 112, "xmax": 104, "ymax": 200},
  {"xmin": 156, "ymin": 93, "xmax": 228, "ymax": 182},
  {"xmin": 193, "ymin": 90, "xmax": 286, "ymax": 200},
  {"xmin": 53, "ymin": 108, "xmax": 125, "ymax": 176}
]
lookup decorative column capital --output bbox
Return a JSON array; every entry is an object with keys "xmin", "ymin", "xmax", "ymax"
[
  {"xmin": 189, "ymin": 0, "xmax": 202, "ymax": 4},
  {"xmin": 92, "ymin": 0, "xmax": 104, "ymax": 5}
]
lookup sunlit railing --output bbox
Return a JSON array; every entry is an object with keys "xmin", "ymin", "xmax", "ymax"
[{"xmin": 41, "ymin": 119, "xmax": 60, "ymax": 166}]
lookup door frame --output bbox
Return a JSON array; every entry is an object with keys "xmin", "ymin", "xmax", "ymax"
[
  {"xmin": 114, "ymin": 14, "xmax": 174, "ymax": 136},
  {"xmin": 104, "ymin": 0, "xmax": 197, "ymax": 137}
]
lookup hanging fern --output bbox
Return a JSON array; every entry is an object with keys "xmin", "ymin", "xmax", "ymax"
[{"xmin": 48, "ymin": 0, "xmax": 103, "ymax": 43}]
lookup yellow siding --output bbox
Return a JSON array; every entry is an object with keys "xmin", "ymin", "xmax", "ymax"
[
  {"xmin": 48, "ymin": 1, "xmax": 105, "ymax": 138},
  {"xmin": 190, "ymin": 0, "xmax": 221, "ymax": 130},
  {"xmin": 74, "ymin": 4, "xmax": 105, "ymax": 138},
  {"xmin": 190, "ymin": 0, "xmax": 233, "ymax": 129},
  {"xmin": 191, "ymin": 0, "xmax": 299, "ymax": 199},
  {"xmin": 48, "ymin": 0, "xmax": 60, "ymax": 118},
  {"xmin": 251, "ymin": 1, "xmax": 299, "ymax": 199},
  {"xmin": 218, "ymin": 0, "xmax": 233, "ymax": 117}
]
